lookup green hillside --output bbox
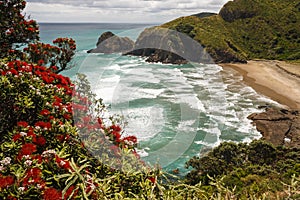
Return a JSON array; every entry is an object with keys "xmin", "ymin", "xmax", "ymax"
[{"xmin": 161, "ymin": 0, "xmax": 300, "ymax": 63}]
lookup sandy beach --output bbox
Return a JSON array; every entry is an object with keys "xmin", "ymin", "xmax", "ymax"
[{"xmin": 220, "ymin": 60, "xmax": 300, "ymax": 109}]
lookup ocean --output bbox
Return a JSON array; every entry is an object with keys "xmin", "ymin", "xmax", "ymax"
[{"xmin": 39, "ymin": 23, "xmax": 280, "ymax": 175}]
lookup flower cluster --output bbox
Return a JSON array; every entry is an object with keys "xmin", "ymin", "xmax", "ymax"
[
  {"xmin": 0, "ymin": 59, "xmax": 151, "ymax": 199},
  {"xmin": 23, "ymin": 38, "xmax": 76, "ymax": 73},
  {"xmin": 53, "ymin": 38, "xmax": 76, "ymax": 51}
]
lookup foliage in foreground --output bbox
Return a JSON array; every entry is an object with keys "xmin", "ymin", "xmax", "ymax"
[
  {"xmin": 0, "ymin": 60, "xmax": 158, "ymax": 199},
  {"xmin": 186, "ymin": 140, "xmax": 300, "ymax": 199}
]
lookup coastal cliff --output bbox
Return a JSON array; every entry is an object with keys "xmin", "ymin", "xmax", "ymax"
[{"xmin": 128, "ymin": 0, "xmax": 300, "ymax": 64}]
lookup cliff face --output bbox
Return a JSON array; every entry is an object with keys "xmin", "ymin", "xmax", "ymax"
[
  {"xmin": 130, "ymin": 0, "xmax": 300, "ymax": 64},
  {"xmin": 125, "ymin": 27, "xmax": 214, "ymax": 64}
]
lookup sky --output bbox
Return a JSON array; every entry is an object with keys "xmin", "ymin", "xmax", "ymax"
[{"xmin": 24, "ymin": 0, "xmax": 229, "ymax": 23}]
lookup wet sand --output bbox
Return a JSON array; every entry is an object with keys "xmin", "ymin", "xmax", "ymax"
[{"xmin": 220, "ymin": 60, "xmax": 300, "ymax": 109}]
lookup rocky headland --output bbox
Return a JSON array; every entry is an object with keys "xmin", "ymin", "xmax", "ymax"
[
  {"xmin": 124, "ymin": 27, "xmax": 214, "ymax": 64},
  {"xmin": 128, "ymin": 0, "xmax": 299, "ymax": 64}
]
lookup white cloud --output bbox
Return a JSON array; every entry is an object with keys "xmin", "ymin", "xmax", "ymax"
[{"xmin": 24, "ymin": 0, "xmax": 228, "ymax": 23}]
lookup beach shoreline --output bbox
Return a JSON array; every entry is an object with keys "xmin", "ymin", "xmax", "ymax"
[{"xmin": 220, "ymin": 60, "xmax": 300, "ymax": 110}]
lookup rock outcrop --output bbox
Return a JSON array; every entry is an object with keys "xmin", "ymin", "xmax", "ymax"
[
  {"xmin": 248, "ymin": 108, "xmax": 300, "ymax": 148},
  {"xmin": 88, "ymin": 31, "xmax": 134, "ymax": 54},
  {"xmin": 125, "ymin": 27, "xmax": 214, "ymax": 64}
]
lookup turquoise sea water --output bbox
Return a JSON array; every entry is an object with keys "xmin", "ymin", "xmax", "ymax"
[{"xmin": 39, "ymin": 23, "xmax": 280, "ymax": 175}]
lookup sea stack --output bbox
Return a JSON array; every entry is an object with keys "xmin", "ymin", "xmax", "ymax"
[{"xmin": 88, "ymin": 31, "xmax": 134, "ymax": 54}]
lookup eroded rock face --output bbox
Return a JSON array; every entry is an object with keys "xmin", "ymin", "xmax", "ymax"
[
  {"xmin": 125, "ymin": 27, "xmax": 214, "ymax": 64},
  {"xmin": 88, "ymin": 31, "xmax": 134, "ymax": 54},
  {"xmin": 248, "ymin": 108, "xmax": 300, "ymax": 147}
]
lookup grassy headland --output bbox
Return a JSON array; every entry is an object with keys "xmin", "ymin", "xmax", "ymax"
[{"xmin": 161, "ymin": 0, "xmax": 300, "ymax": 63}]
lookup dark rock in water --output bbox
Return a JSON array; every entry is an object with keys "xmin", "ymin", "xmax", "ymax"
[
  {"xmin": 248, "ymin": 108, "xmax": 300, "ymax": 148},
  {"xmin": 125, "ymin": 27, "xmax": 214, "ymax": 64},
  {"xmin": 127, "ymin": 48, "xmax": 188, "ymax": 65},
  {"xmin": 88, "ymin": 31, "xmax": 134, "ymax": 54}
]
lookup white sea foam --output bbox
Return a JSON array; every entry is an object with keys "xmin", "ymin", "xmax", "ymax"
[
  {"xmin": 139, "ymin": 88, "xmax": 165, "ymax": 98},
  {"xmin": 115, "ymin": 106, "xmax": 165, "ymax": 141},
  {"xmin": 79, "ymin": 52, "xmax": 283, "ymax": 169},
  {"xmin": 136, "ymin": 148, "xmax": 149, "ymax": 157}
]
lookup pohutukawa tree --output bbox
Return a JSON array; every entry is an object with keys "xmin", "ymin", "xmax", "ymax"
[
  {"xmin": 0, "ymin": 0, "xmax": 76, "ymax": 73},
  {"xmin": 0, "ymin": 1, "xmax": 156, "ymax": 199},
  {"xmin": 0, "ymin": 0, "xmax": 39, "ymax": 59}
]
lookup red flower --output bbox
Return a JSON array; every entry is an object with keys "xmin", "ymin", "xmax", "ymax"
[
  {"xmin": 40, "ymin": 109, "xmax": 50, "ymax": 116},
  {"xmin": 42, "ymin": 75, "xmax": 54, "ymax": 84},
  {"xmin": 54, "ymin": 96, "xmax": 62, "ymax": 103},
  {"xmin": 55, "ymin": 155, "xmax": 72, "ymax": 171},
  {"xmin": 111, "ymin": 125, "xmax": 121, "ymax": 132},
  {"xmin": 37, "ymin": 59, "xmax": 44, "ymax": 65},
  {"xmin": 13, "ymin": 133, "xmax": 22, "ymax": 142},
  {"xmin": 35, "ymin": 136, "xmax": 46, "ymax": 146},
  {"xmin": 112, "ymin": 131, "xmax": 121, "ymax": 143},
  {"xmin": 20, "ymin": 143, "xmax": 37, "ymax": 155},
  {"xmin": 123, "ymin": 136, "xmax": 138, "ymax": 144},
  {"xmin": 50, "ymin": 66, "xmax": 58, "ymax": 71},
  {"xmin": 7, "ymin": 69, "xmax": 18, "ymax": 75},
  {"xmin": 27, "ymin": 27, "xmax": 35, "ymax": 32},
  {"xmin": 23, "ymin": 168, "xmax": 42, "ymax": 187},
  {"xmin": 0, "ymin": 176, "xmax": 14, "ymax": 189},
  {"xmin": 43, "ymin": 188, "xmax": 62, "ymax": 200},
  {"xmin": 35, "ymin": 121, "xmax": 51, "ymax": 130},
  {"xmin": 17, "ymin": 121, "xmax": 28, "ymax": 127},
  {"xmin": 7, "ymin": 196, "xmax": 17, "ymax": 200},
  {"xmin": 97, "ymin": 118, "xmax": 102, "ymax": 125},
  {"xmin": 148, "ymin": 177, "xmax": 156, "ymax": 184},
  {"xmin": 56, "ymin": 135, "xmax": 65, "ymax": 142},
  {"xmin": 63, "ymin": 114, "xmax": 71, "ymax": 120}
]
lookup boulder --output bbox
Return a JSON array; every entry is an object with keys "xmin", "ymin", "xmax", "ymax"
[
  {"xmin": 88, "ymin": 31, "xmax": 134, "ymax": 54},
  {"xmin": 248, "ymin": 108, "xmax": 300, "ymax": 147}
]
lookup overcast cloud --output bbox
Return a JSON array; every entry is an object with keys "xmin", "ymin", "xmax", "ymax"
[{"xmin": 24, "ymin": 0, "xmax": 228, "ymax": 23}]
